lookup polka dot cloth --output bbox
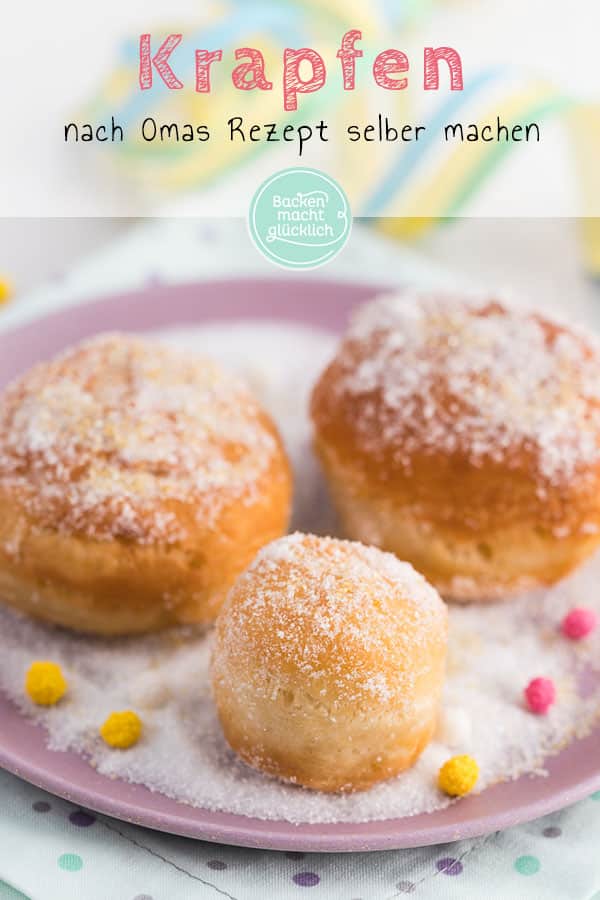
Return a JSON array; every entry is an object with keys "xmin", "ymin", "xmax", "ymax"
[
  {"xmin": 69, "ymin": 810, "xmax": 95, "ymax": 828},
  {"xmin": 20, "ymin": 787, "xmax": 568, "ymax": 894},
  {"xmin": 32, "ymin": 801, "xmax": 51, "ymax": 813},
  {"xmin": 514, "ymin": 855, "xmax": 541, "ymax": 876},
  {"xmin": 8, "ymin": 777, "xmax": 600, "ymax": 900},
  {"xmin": 437, "ymin": 857, "xmax": 464, "ymax": 876},
  {"xmin": 292, "ymin": 873, "xmax": 320, "ymax": 887},
  {"xmin": 58, "ymin": 854, "xmax": 83, "ymax": 873}
]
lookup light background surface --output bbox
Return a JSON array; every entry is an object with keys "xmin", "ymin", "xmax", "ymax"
[
  {"xmin": 1, "ymin": 0, "xmax": 598, "ymax": 216},
  {"xmin": 1, "ymin": 218, "xmax": 598, "ymax": 317}
]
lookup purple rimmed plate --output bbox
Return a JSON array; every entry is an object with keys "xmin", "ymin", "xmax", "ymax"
[{"xmin": 0, "ymin": 277, "xmax": 599, "ymax": 852}]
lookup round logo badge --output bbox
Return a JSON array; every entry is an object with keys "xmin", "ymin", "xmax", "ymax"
[{"xmin": 248, "ymin": 167, "xmax": 352, "ymax": 269}]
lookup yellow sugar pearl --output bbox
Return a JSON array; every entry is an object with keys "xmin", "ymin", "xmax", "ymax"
[
  {"xmin": 438, "ymin": 754, "xmax": 479, "ymax": 797},
  {"xmin": 0, "ymin": 278, "xmax": 13, "ymax": 305},
  {"xmin": 25, "ymin": 661, "xmax": 67, "ymax": 706},
  {"xmin": 100, "ymin": 710, "xmax": 142, "ymax": 749}
]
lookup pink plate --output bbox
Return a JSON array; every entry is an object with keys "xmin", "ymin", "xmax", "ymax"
[{"xmin": 0, "ymin": 277, "xmax": 599, "ymax": 852}]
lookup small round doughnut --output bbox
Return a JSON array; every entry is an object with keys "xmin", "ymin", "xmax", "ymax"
[
  {"xmin": 311, "ymin": 293, "xmax": 600, "ymax": 600},
  {"xmin": 212, "ymin": 532, "xmax": 447, "ymax": 793},
  {"xmin": 0, "ymin": 333, "xmax": 291, "ymax": 635}
]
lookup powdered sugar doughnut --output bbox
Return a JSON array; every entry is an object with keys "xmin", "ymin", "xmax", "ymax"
[
  {"xmin": 0, "ymin": 333, "xmax": 291, "ymax": 634},
  {"xmin": 311, "ymin": 293, "xmax": 600, "ymax": 600},
  {"xmin": 212, "ymin": 533, "xmax": 447, "ymax": 792}
]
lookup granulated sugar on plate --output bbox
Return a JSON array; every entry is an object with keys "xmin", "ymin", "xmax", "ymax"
[
  {"xmin": 0, "ymin": 320, "xmax": 600, "ymax": 825},
  {"xmin": 157, "ymin": 321, "xmax": 339, "ymax": 535}
]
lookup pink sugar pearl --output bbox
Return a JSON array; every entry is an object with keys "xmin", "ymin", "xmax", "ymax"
[
  {"xmin": 524, "ymin": 677, "xmax": 556, "ymax": 715},
  {"xmin": 561, "ymin": 607, "xmax": 597, "ymax": 641}
]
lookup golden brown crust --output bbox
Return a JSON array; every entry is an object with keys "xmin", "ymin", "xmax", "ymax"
[
  {"xmin": 311, "ymin": 294, "xmax": 600, "ymax": 599},
  {"xmin": 0, "ymin": 334, "xmax": 292, "ymax": 634},
  {"xmin": 212, "ymin": 533, "xmax": 447, "ymax": 792}
]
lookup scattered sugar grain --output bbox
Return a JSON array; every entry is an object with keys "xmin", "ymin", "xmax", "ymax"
[{"xmin": 436, "ymin": 706, "xmax": 473, "ymax": 749}]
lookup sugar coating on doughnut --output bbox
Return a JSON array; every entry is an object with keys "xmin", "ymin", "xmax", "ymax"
[
  {"xmin": 214, "ymin": 532, "xmax": 446, "ymax": 709},
  {"xmin": 0, "ymin": 334, "xmax": 280, "ymax": 543},
  {"xmin": 317, "ymin": 293, "xmax": 600, "ymax": 486}
]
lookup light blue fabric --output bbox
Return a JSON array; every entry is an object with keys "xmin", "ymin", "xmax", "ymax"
[{"xmin": 1, "ymin": 768, "xmax": 600, "ymax": 899}]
